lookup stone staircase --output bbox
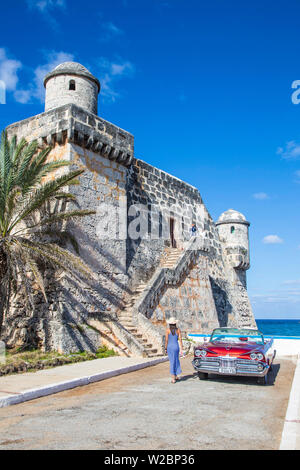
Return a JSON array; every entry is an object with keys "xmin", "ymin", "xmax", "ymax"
[
  {"xmin": 159, "ymin": 247, "xmax": 183, "ymax": 268},
  {"xmin": 118, "ymin": 282, "xmax": 162, "ymax": 357},
  {"xmin": 116, "ymin": 241, "xmax": 209, "ymax": 357},
  {"xmin": 117, "ymin": 248, "xmax": 185, "ymax": 357}
]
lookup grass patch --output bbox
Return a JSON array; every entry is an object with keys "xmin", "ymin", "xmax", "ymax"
[
  {"xmin": 0, "ymin": 345, "xmax": 117, "ymax": 376},
  {"xmin": 5, "ymin": 348, "xmax": 63, "ymax": 365}
]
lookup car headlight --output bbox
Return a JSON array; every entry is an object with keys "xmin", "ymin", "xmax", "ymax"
[
  {"xmin": 250, "ymin": 352, "xmax": 264, "ymax": 361},
  {"xmin": 195, "ymin": 349, "xmax": 207, "ymax": 357}
]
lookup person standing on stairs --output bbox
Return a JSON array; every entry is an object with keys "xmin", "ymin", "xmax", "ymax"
[
  {"xmin": 165, "ymin": 318, "xmax": 183, "ymax": 383},
  {"xmin": 190, "ymin": 223, "xmax": 197, "ymax": 238}
]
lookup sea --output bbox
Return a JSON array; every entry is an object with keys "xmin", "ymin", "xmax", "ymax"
[{"xmin": 256, "ymin": 319, "xmax": 300, "ymax": 338}]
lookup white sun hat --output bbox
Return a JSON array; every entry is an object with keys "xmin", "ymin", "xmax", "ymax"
[{"xmin": 168, "ymin": 317, "xmax": 177, "ymax": 325}]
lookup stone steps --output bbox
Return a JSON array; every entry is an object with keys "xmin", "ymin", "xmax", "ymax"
[
  {"xmin": 117, "ymin": 281, "xmax": 163, "ymax": 358},
  {"xmin": 160, "ymin": 248, "xmax": 183, "ymax": 268}
]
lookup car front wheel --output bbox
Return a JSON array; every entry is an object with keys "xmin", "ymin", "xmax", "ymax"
[
  {"xmin": 257, "ymin": 374, "xmax": 268, "ymax": 385},
  {"xmin": 198, "ymin": 372, "xmax": 209, "ymax": 380}
]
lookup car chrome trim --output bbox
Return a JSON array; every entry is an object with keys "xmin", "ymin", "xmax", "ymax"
[{"xmin": 192, "ymin": 356, "xmax": 270, "ymax": 377}]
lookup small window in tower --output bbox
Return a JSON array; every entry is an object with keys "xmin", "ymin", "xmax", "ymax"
[
  {"xmin": 69, "ymin": 80, "xmax": 76, "ymax": 91},
  {"xmin": 231, "ymin": 226, "xmax": 235, "ymax": 234}
]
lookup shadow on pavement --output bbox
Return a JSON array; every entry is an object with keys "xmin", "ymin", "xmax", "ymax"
[{"xmin": 178, "ymin": 363, "xmax": 281, "ymax": 386}]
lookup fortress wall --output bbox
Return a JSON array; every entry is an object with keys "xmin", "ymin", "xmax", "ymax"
[
  {"xmin": 126, "ymin": 157, "xmax": 223, "ymax": 288},
  {"xmin": 5, "ymin": 103, "xmax": 135, "ymax": 313},
  {"xmin": 145, "ymin": 247, "xmax": 244, "ymax": 334},
  {"xmin": 150, "ymin": 253, "xmax": 220, "ymax": 333},
  {"xmin": 2, "ymin": 138, "xmax": 133, "ymax": 353},
  {"xmin": 52, "ymin": 143, "xmax": 131, "ymax": 335},
  {"xmin": 3, "ymin": 99, "xmax": 256, "ymax": 351},
  {"xmin": 6, "ymin": 104, "xmax": 134, "ymax": 167},
  {"xmin": 69, "ymin": 142, "xmax": 128, "ymax": 275},
  {"xmin": 124, "ymin": 157, "xmax": 242, "ymax": 334},
  {"xmin": 145, "ymin": 250, "xmax": 255, "ymax": 334}
]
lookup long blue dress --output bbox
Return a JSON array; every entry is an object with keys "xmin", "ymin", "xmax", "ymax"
[{"xmin": 167, "ymin": 329, "xmax": 182, "ymax": 376}]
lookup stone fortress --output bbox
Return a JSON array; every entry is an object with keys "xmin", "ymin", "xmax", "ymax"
[{"xmin": 4, "ymin": 62, "xmax": 256, "ymax": 357}]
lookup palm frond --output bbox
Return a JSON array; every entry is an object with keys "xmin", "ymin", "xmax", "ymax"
[
  {"xmin": 7, "ymin": 168, "xmax": 85, "ymax": 235},
  {"xmin": 0, "ymin": 132, "xmax": 97, "ymax": 336}
]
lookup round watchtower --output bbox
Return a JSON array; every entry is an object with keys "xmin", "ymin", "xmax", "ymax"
[
  {"xmin": 216, "ymin": 209, "xmax": 250, "ymax": 269},
  {"xmin": 44, "ymin": 62, "xmax": 100, "ymax": 115}
]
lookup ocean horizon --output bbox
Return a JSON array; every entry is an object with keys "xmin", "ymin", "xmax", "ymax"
[{"xmin": 256, "ymin": 319, "xmax": 300, "ymax": 337}]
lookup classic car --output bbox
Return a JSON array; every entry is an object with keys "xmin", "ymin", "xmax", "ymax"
[{"xmin": 192, "ymin": 327, "xmax": 276, "ymax": 385}]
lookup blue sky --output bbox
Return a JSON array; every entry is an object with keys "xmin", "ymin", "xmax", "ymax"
[{"xmin": 1, "ymin": 0, "xmax": 300, "ymax": 319}]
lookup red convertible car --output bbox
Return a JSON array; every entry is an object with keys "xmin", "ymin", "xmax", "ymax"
[{"xmin": 192, "ymin": 327, "xmax": 276, "ymax": 385}]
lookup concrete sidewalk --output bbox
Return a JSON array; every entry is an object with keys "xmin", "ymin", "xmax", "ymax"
[
  {"xmin": 280, "ymin": 354, "xmax": 300, "ymax": 450},
  {"xmin": 0, "ymin": 355, "xmax": 168, "ymax": 408}
]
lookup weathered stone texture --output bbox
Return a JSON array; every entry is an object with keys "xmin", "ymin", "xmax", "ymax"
[
  {"xmin": 2, "ymin": 62, "xmax": 256, "ymax": 354},
  {"xmin": 44, "ymin": 62, "xmax": 100, "ymax": 115},
  {"xmin": 125, "ymin": 158, "xmax": 221, "ymax": 287},
  {"xmin": 45, "ymin": 75, "xmax": 99, "ymax": 115},
  {"xmin": 6, "ymin": 104, "xmax": 134, "ymax": 167}
]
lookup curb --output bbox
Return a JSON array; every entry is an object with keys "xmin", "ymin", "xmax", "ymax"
[
  {"xmin": 0, "ymin": 356, "xmax": 169, "ymax": 408},
  {"xmin": 280, "ymin": 354, "xmax": 300, "ymax": 450}
]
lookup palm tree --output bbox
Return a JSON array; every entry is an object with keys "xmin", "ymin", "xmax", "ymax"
[{"xmin": 0, "ymin": 131, "xmax": 96, "ymax": 336}]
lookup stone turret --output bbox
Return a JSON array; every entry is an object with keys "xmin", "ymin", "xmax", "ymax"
[
  {"xmin": 216, "ymin": 209, "xmax": 250, "ymax": 270},
  {"xmin": 44, "ymin": 62, "xmax": 100, "ymax": 115}
]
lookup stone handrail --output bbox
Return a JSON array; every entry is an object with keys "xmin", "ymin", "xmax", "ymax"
[
  {"xmin": 87, "ymin": 314, "xmax": 147, "ymax": 357},
  {"xmin": 131, "ymin": 236, "xmax": 210, "ymax": 353}
]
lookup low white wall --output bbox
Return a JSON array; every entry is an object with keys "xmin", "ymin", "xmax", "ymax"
[
  {"xmin": 187, "ymin": 334, "xmax": 300, "ymax": 357},
  {"xmin": 271, "ymin": 338, "xmax": 300, "ymax": 357}
]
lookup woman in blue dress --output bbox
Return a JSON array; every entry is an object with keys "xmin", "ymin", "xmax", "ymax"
[{"xmin": 165, "ymin": 317, "xmax": 183, "ymax": 383}]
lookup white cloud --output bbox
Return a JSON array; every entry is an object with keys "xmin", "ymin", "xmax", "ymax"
[
  {"xmin": 26, "ymin": 0, "xmax": 66, "ymax": 29},
  {"xmin": 33, "ymin": 51, "xmax": 74, "ymax": 102},
  {"xmin": 250, "ymin": 289, "xmax": 300, "ymax": 304},
  {"xmin": 9, "ymin": 50, "xmax": 74, "ymax": 104},
  {"xmin": 282, "ymin": 279, "xmax": 300, "ymax": 285},
  {"xmin": 0, "ymin": 48, "xmax": 22, "ymax": 92},
  {"xmin": 14, "ymin": 89, "xmax": 32, "ymax": 104},
  {"xmin": 262, "ymin": 235, "xmax": 284, "ymax": 244},
  {"xmin": 26, "ymin": 0, "xmax": 66, "ymax": 12},
  {"xmin": 250, "ymin": 286, "xmax": 300, "ymax": 316},
  {"xmin": 110, "ymin": 61, "xmax": 133, "ymax": 76},
  {"xmin": 97, "ymin": 58, "xmax": 135, "ymax": 103},
  {"xmin": 251, "ymin": 285, "xmax": 300, "ymax": 304},
  {"xmin": 251, "ymin": 293, "xmax": 300, "ymax": 304},
  {"xmin": 277, "ymin": 141, "xmax": 300, "ymax": 160},
  {"xmin": 294, "ymin": 170, "xmax": 300, "ymax": 184},
  {"xmin": 100, "ymin": 22, "xmax": 124, "ymax": 42},
  {"xmin": 1, "ymin": 48, "xmax": 134, "ymax": 106},
  {"xmin": 253, "ymin": 192, "xmax": 269, "ymax": 200}
]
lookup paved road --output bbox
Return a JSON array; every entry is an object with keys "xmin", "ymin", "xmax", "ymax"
[{"xmin": 0, "ymin": 356, "xmax": 296, "ymax": 450}]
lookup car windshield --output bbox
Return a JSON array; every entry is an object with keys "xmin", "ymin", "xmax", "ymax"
[{"xmin": 210, "ymin": 328, "xmax": 264, "ymax": 345}]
